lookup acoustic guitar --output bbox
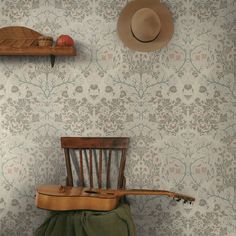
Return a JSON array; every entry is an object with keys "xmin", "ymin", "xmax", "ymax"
[{"xmin": 36, "ymin": 185, "xmax": 195, "ymax": 211}]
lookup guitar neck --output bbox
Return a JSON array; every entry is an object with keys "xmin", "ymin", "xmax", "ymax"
[
  {"xmin": 102, "ymin": 189, "xmax": 195, "ymax": 202},
  {"xmin": 115, "ymin": 189, "xmax": 173, "ymax": 197}
]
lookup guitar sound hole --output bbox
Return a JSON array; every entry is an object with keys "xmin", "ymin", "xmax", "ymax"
[{"xmin": 85, "ymin": 190, "xmax": 99, "ymax": 194}]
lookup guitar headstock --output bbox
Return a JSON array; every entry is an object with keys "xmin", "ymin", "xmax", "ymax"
[{"xmin": 171, "ymin": 193, "xmax": 195, "ymax": 204}]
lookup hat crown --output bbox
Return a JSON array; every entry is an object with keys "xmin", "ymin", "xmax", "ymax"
[{"xmin": 131, "ymin": 8, "xmax": 161, "ymax": 43}]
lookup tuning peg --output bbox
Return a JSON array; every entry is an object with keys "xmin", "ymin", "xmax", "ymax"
[
  {"xmin": 183, "ymin": 200, "xmax": 187, "ymax": 204},
  {"xmin": 176, "ymin": 198, "xmax": 181, "ymax": 202}
]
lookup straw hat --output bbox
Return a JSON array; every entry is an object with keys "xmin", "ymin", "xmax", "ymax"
[{"xmin": 117, "ymin": 0, "xmax": 174, "ymax": 52}]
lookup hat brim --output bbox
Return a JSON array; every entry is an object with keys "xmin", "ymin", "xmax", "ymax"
[{"xmin": 117, "ymin": 0, "xmax": 174, "ymax": 52}]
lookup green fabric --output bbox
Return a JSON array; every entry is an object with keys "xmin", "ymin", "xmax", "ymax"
[{"xmin": 34, "ymin": 204, "xmax": 136, "ymax": 236}]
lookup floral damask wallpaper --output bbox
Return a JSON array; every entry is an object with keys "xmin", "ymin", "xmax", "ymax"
[{"xmin": 0, "ymin": 0, "xmax": 235, "ymax": 235}]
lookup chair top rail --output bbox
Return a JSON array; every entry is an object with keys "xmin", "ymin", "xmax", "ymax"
[{"xmin": 61, "ymin": 137, "xmax": 130, "ymax": 149}]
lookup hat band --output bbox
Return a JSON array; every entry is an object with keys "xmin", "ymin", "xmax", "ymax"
[{"xmin": 130, "ymin": 26, "xmax": 160, "ymax": 43}]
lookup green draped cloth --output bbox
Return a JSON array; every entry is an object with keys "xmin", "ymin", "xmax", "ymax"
[{"xmin": 34, "ymin": 204, "xmax": 136, "ymax": 236}]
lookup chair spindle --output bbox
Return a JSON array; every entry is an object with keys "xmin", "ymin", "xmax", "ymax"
[
  {"xmin": 117, "ymin": 149, "xmax": 126, "ymax": 189},
  {"xmin": 89, "ymin": 149, "xmax": 93, "ymax": 188},
  {"xmin": 64, "ymin": 148, "xmax": 73, "ymax": 186},
  {"xmin": 98, "ymin": 149, "xmax": 102, "ymax": 188},
  {"xmin": 79, "ymin": 149, "xmax": 84, "ymax": 186},
  {"xmin": 106, "ymin": 149, "xmax": 112, "ymax": 189}
]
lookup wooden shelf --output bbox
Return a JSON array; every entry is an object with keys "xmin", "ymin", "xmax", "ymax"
[
  {"xmin": 0, "ymin": 26, "xmax": 77, "ymax": 66},
  {"xmin": 0, "ymin": 46, "xmax": 76, "ymax": 56}
]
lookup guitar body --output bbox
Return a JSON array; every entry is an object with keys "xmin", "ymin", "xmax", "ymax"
[
  {"xmin": 36, "ymin": 185, "xmax": 120, "ymax": 211},
  {"xmin": 36, "ymin": 185, "xmax": 195, "ymax": 211}
]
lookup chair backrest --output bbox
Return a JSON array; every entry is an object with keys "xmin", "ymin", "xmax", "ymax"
[{"xmin": 61, "ymin": 137, "xmax": 130, "ymax": 189}]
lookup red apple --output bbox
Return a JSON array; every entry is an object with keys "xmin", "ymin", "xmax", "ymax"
[{"xmin": 56, "ymin": 35, "xmax": 74, "ymax": 47}]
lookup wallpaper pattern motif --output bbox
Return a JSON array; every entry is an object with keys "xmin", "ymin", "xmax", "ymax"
[{"xmin": 0, "ymin": 0, "xmax": 235, "ymax": 235}]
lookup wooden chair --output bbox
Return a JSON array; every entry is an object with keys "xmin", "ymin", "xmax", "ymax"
[
  {"xmin": 35, "ymin": 137, "xmax": 137, "ymax": 236},
  {"xmin": 61, "ymin": 137, "xmax": 130, "ymax": 191}
]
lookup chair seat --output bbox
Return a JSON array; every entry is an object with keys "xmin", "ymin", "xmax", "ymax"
[{"xmin": 34, "ymin": 204, "xmax": 136, "ymax": 236}]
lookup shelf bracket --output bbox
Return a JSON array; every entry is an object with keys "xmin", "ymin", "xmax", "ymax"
[{"xmin": 50, "ymin": 54, "xmax": 56, "ymax": 67}]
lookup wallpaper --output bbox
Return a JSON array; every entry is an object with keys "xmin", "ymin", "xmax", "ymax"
[{"xmin": 0, "ymin": 0, "xmax": 235, "ymax": 235}]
